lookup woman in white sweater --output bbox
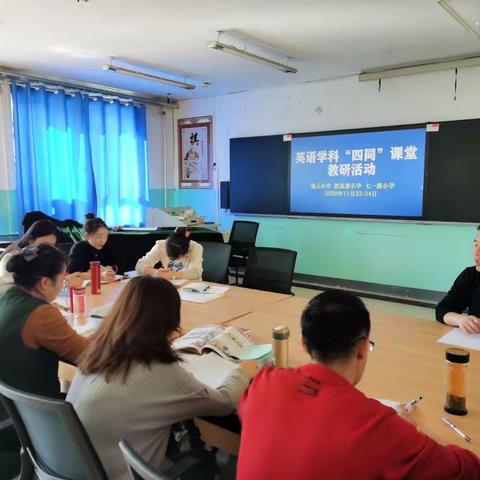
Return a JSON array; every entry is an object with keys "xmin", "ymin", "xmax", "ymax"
[
  {"xmin": 67, "ymin": 276, "xmax": 255, "ymax": 480},
  {"xmin": 135, "ymin": 227, "xmax": 203, "ymax": 280}
]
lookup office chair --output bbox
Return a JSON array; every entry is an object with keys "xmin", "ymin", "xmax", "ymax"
[
  {"xmin": 242, "ymin": 247, "xmax": 297, "ymax": 294},
  {"xmin": 200, "ymin": 242, "xmax": 232, "ymax": 284},
  {"xmin": 119, "ymin": 439, "xmax": 218, "ymax": 480},
  {"xmin": 0, "ymin": 417, "xmax": 23, "ymax": 479},
  {"xmin": 0, "ymin": 380, "xmax": 108, "ymax": 480},
  {"xmin": 228, "ymin": 221, "xmax": 259, "ymax": 284},
  {"xmin": 55, "ymin": 242, "xmax": 74, "ymax": 257}
]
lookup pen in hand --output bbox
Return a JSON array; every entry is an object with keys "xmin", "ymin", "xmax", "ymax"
[{"xmin": 404, "ymin": 395, "xmax": 423, "ymax": 411}]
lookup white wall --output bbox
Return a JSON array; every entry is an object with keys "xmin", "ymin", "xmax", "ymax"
[
  {"xmin": 162, "ymin": 67, "xmax": 480, "ymax": 290},
  {"xmin": 175, "ymin": 67, "xmax": 480, "ymax": 182}
]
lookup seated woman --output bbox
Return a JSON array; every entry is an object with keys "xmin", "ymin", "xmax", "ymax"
[
  {"xmin": 67, "ymin": 214, "xmax": 117, "ymax": 282},
  {"xmin": 0, "ymin": 243, "xmax": 89, "ymax": 404},
  {"xmin": 67, "ymin": 276, "xmax": 255, "ymax": 479},
  {"xmin": 135, "ymin": 227, "xmax": 203, "ymax": 280},
  {"xmin": 0, "ymin": 219, "xmax": 82, "ymax": 287},
  {"xmin": 237, "ymin": 291, "xmax": 480, "ymax": 480},
  {"xmin": 436, "ymin": 226, "xmax": 480, "ymax": 334}
]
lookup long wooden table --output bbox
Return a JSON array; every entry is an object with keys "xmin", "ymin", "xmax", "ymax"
[
  {"xmin": 59, "ymin": 283, "xmax": 480, "ymax": 458},
  {"xmin": 58, "ymin": 281, "xmax": 290, "ymax": 380},
  {"xmin": 229, "ymin": 296, "xmax": 480, "ymax": 457}
]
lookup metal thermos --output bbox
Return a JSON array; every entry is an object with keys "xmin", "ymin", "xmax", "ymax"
[
  {"xmin": 272, "ymin": 325, "xmax": 290, "ymax": 368},
  {"xmin": 90, "ymin": 261, "xmax": 101, "ymax": 295}
]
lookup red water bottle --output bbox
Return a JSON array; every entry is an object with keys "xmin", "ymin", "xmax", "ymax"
[
  {"xmin": 68, "ymin": 287, "xmax": 74, "ymax": 313},
  {"xmin": 90, "ymin": 261, "xmax": 101, "ymax": 295}
]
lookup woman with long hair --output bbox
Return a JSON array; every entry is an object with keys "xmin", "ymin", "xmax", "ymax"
[
  {"xmin": 67, "ymin": 276, "xmax": 255, "ymax": 479},
  {"xmin": 0, "ymin": 220, "xmax": 82, "ymax": 287}
]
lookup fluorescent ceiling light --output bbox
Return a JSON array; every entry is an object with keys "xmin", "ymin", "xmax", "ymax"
[
  {"xmin": 359, "ymin": 56, "xmax": 480, "ymax": 82},
  {"xmin": 438, "ymin": 0, "xmax": 480, "ymax": 38},
  {"xmin": 207, "ymin": 40, "xmax": 297, "ymax": 74},
  {"xmin": 103, "ymin": 64, "xmax": 195, "ymax": 90}
]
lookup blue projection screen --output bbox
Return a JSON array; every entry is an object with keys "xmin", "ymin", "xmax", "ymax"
[{"xmin": 290, "ymin": 128, "xmax": 427, "ymax": 217}]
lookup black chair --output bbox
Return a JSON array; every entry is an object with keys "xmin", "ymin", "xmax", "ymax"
[
  {"xmin": 200, "ymin": 242, "xmax": 232, "ymax": 284},
  {"xmin": 56, "ymin": 242, "xmax": 74, "ymax": 257},
  {"xmin": 0, "ymin": 418, "xmax": 23, "ymax": 480},
  {"xmin": 119, "ymin": 439, "xmax": 218, "ymax": 480},
  {"xmin": 242, "ymin": 247, "xmax": 297, "ymax": 294},
  {"xmin": 0, "ymin": 380, "xmax": 108, "ymax": 480},
  {"xmin": 228, "ymin": 221, "xmax": 259, "ymax": 284}
]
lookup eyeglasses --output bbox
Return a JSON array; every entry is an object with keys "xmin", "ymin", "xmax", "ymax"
[{"xmin": 355, "ymin": 336, "xmax": 375, "ymax": 352}]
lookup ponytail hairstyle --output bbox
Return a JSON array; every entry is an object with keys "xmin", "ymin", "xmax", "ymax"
[
  {"xmin": 165, "ymin": 227, "xmax": 191, "ymax": 260},
  {"xmin": 0, "ymin": 220, "xmax": 59, "ymax": 260},
  {"xmin": 6, "ymin": 244, "xmax": 66, "ymax": 290},
  {"xmin": 84, "ymin": 213, "xmax": 108, "ymax": 236}
]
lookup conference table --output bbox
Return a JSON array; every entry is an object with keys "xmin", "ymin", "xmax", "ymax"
[
  {"xmin": 58, "ymin": 282, "xmax": 480, "ymax": 459},
  {"xmin": 228, "ymin": 296, "xmax": 480, "ymax": 457},
  {"xmin": 57, "ymin": 280, "xmax": 291, "ymax": 382}
]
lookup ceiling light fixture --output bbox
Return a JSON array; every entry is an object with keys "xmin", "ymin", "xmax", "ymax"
[
  {"xmin": 102, "ymin": 63, "xmax": 196, "ymax": 90},
  {"xmin": 207, "ymin": 36, "xmax": 297, "ymax": 74},
  {"xmin": 438, "ymin": 0, "xmax": 480, "ymax": 38},
  {"xmin": 359, "ymin": 55, "xmax": 480, "ymax": 82}
]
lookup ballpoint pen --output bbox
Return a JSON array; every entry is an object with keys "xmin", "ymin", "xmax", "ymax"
[
  {"xmin": 441, "ymin": 417, "xmax": 472, "ymax": 443},
  {"xmin": 404, "ymin": 395, "xmax": 423, "ymax": 411}
]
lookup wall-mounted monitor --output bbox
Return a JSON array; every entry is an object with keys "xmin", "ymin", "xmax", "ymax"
[{"xmin": 289, "ymin": 127, "xmax": 427, "ymax": 218}]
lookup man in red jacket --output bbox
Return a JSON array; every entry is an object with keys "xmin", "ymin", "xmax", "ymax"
[{"xmin": 237, "ymin": 290, "xmax": 480, "ymax": 480}]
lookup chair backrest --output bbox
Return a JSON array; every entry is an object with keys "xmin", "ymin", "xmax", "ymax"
[
  {"xmin": 200, "ymin": 242, "xmax": 232, "ymax": 284},
  {"xmin": 55, "ymin": 242, "xmax": 74, "ymax": 257},
  {"xmin": 119, "ymin": 439, "xmax": 217, "ymax": 480},
  {"xmin": 228, "ymin": 221, "xmax": 259, "ymax": 255},
  {"xmin": 0, "ymin": 380, "xmax": 108, "ymax": 480},
  {"xmin": 119, "ymin": 439, "xmax": 165, "ymax": 480},
  {"xmin": 243, "ymin": 247, "xmax": 297, "ymax": 294}
]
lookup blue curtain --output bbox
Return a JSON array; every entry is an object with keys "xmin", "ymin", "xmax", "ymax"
[{"xmin": 11, "ymin": 82, "xmax": 148, "ymax": 226}]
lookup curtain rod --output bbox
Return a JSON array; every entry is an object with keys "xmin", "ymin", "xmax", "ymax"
[{"xmin": 0, "ymin": 66, "xmax": 179, "ymax": 109}]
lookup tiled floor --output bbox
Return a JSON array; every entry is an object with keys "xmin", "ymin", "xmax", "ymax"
[{"xmin": 292, "ymin": 286, "xmax": 436, "ymax": 321}]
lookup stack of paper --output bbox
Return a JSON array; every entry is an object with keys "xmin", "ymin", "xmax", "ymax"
[
  {"xmin": 180, "ymin": 353, "xmax": 238, "ymax": 389},
  {"xmin": 179, "ymin": 283, "xmax": 230, "ymax": 303},
  {"xmin": 437, "ymin": 329, "xmax": 480, "ymax": 351},
  {"xmin": 74, "ymin": 317, "xmax": 103, "ymax": 336}
]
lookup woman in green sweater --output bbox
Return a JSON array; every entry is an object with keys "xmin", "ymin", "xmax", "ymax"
[{"xmin": 0, "ymin": 244, "xmax": 88, "ymax": 478}]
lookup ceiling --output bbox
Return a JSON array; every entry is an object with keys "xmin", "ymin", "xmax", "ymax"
[{"xmin": 1, "ymin": 0, "xmax": 480, "ymax": 100}]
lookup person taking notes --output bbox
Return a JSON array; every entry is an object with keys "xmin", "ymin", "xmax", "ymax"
[
  {"xmin": 436, "ymin": 225, "xmax": 480, "ymax": 334},
  {"xmin": 0, "ymin": 220, "xmax": 82, "ymax": 287},
  {"xmin": 68, "ymin": 276, "xmax": 255, "ymax": 480},
  {"xmin": 67, "ymin": 214, "xmax": 117, "ymax": 282},
  {"xmin": 237, "ymin": 291, "xmax": 480, "ymax": 480},
  {"xmin": 135, "ymin": 227, "xmax": 203, "ymax": 280}
]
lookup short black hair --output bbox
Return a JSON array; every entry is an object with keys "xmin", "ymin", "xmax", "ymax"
[
  {"xmin": 166, "ymin": 231, "xmax": 190, "ymax": 260},
  {"xmin": 6, "ymin": 244, "xmax": 66, "ymax": 289},
  {"xmin": 301, "ymin": 290, "xmax": 371, "ymax": 364}
]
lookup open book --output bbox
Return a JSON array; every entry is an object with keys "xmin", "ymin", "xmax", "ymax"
[{"xmin": 173, "ymin": 325, "xmax": 272, "ymax": 363}]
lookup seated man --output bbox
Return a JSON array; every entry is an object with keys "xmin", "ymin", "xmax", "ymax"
[
  {"xmin": 237, "ymin": 290, "xmax": 480, "ymax": 480},
  {"xmin": 436, "ymin": 225, "xmax": 480, "ymax": 334}
]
